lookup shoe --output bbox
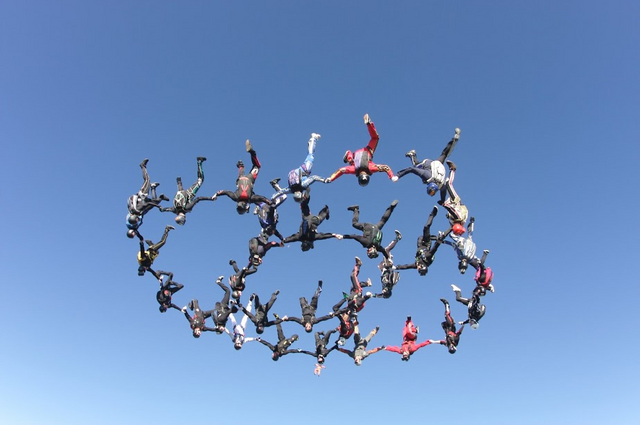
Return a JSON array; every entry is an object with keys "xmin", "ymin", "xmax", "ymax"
[
  {"xmin": 324, "ymin": 207, "xmax": 330, "ymax": 220},
  {"xmin": 273, "ymin": 313, "xmax": 280, "ymax": 320},
  {"xmin": 451, "ymin": 284, "xmax": 461, "ymax": 292},
  {"xmin": 197, "ymin": 157, "xmax": 207, "ymax": 162},
  {"xmin": 245, "ymin": 139, "xmax": 253, "ymax": 152},
  {"xmin": 363, "ymin": 113, "xmax": 371, "ymax": 125},
  {"xmin": 446, "ymin": 160, "xmax": 457, "ymax": 171},
  {"xmin": 311, "ymin": 133, "xmax": 321, "ymax": 140},
  {"xmin": 253, "ymin": 206, "xmax": 260, "ymax": 215},
  {"xmin": 342, "ymin": 150, "xmax": 350, "ymax": 163},
  {"xmin": 167, "ymin": 225, "xmax": 175, "ymax": 231},
  {"xmin": 355, "ymin": 256, "xmax": 362, "ymax": 267},
  {"xmin": 395, "ymin": 230, "xmax": 402, "ymax": 241},
  {"xmin": 269, "ymin": 178, "xmax": 281, "ymax": 189},
  {"xmin": 150, "ymin": 182, "xmax": 160, "ymax": 189},
  {"xmin": 236, "ymin": 160, "xmax": 244, "ymax": 168},
  {"xmin": 364, "ymin": 278, "xmax": 372, "ymax": 287},
  {"xmin": 160, "ymin": 194, "xmax": 170, "ymax": 201},
  {"xmin": 250, "ymin": 293, "xmax": 256, "ymax": 301},
  {"xmin": 140, "ymin": 158, "xmax": 149, "ymax": 168},
  {"xmin": 347, "ymin": 205, "xmax": 359, "ymax": 212},
  {"xmin": 405, "ymin": 150, "xmax": 416, "ymax": 158},
  {"xmin": 275, "ymin": 290, "xmax": 280, "ymax": 296},
  {"xmin": 390, "ymin": 199, "xmax": 398, "ymax": 208}
]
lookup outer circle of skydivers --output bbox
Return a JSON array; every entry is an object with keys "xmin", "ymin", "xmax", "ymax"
[{"xmin": 126, "ymin": 115, "xmax": 496, "ymax": 372}]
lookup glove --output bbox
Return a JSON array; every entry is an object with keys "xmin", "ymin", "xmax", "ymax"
[{"xmin": 391, "ymin": 175, "xmax": 399, "ymax": 183}]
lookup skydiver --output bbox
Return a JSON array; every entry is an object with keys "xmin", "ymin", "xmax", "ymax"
[
  {"xmin": 395, "ymin": 206, "xmax": 447, "ymax": 276},
  {"xmin": 283, "ymin": 280, "xmax": 334, "ymax": 333},
  {"xmin": 269, "ymin": 133, "xmax": 330, "ymax": 202},
  {"xmin": 256, "ymin": 321, "xmax": 301, "ymax": 361},
  {"xmin": 182, "ymin": 299, "xmax": 217, "ymax": 338},
  {"xmin": 155, "ymin": 270, "xmax": 184, "ymax": 313},
  {"xmin": 254, "ymin": 192, "xmax": 287, "ymax": 242},
  {"xmin": 438, "ymin": 160, "xmax": 469, "ymax": 228},
  {"xmin": 135, "ymin": 225, "xmax": 174, "ymax": 280},
  {"xmin": 239, "ymin": 290, "xmax": 282, "ymax": 334},
  {"xmin": 472, "ymin": 249, "xmax": 495, "ymax": 295},
  {"xmin": 223, "ymin": 297, "xmax": 257, "ymax": 350},
  {"xmin": 213, "ymin": 140, "xmax": 271, "ymax": 214},
  {"xmin": 209, "ymin": 276, "xmax": 239, "ymax": 333},
  {"xmin": 435, "ymin": 298, "xmax": 464, "ymax": 354},
  {"xmin": 332, "ymin": 256, "xmax": 374, "ymax": 318},
  {"xmin": 281, "ymin": 191, "xmax": 343, "ymax": 251},
  {"xmin": 336, "ymin": 324, "xmax": 384, "ymax": 366},
  {"xmin": 227, "ymin": 259, "xmax": 258, "ymax": 300},
  {"xmin": 385, "ymin": 316, "xmax": 438, "ymax": 361},
  {"xmin": 126, "ymin": 158, "xmax": 169, "ymax": 237},
  {"xmin": 394, "ymin": 128, "xmax": 460, "ymax": 196},
  {"xmin": 334, "ymin": 311, "xmax": 357, "ymax": 347},
  {"xmin": 342, "ymin": 200, "xmax": 399, "ymax": 260},
  {"xmin": 327, "ymin": 114, "xmax": 396, "ymax": 186},
  {"xmin": 247, "ymin": 233, "xmax": 284, "ymax": 267},
  {"xmin": 313, "ymin": 363, "xmax": 326, "ymax": 376},
  {"xmin": 300, "ymin": 329, "xmax": 338, "ymax": 365},
  {"xmin": 451, "ymin": 284, "xmax": 486, "ymax": 329},
  {"xmin": 441, "ymin": 216, "xmax": 482, "ymax": 274},
  {"xmin": 160, "ymin": 156, "xmax": 212, "ymax": 226}
]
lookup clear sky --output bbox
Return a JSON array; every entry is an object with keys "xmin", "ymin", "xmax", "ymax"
[{"xmin": 2, "ymin": 1, "xmax": 639, "ymax": 424}]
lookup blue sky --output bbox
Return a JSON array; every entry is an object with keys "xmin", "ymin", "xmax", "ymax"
[{"xmin": 2, "ymin": 1, "xmax": 639, "ymax": 424}]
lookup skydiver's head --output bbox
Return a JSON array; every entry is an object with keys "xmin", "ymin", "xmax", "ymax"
[
  {"xmin": 301, "ymin": 240, "xmax": 314, "ymax": 252},
  {"xmin": 357, "ymin": 172, "xmax": 370, "ymax": 187},
  {"xmin": 272, "ymin": 352, "xmax": 280, "ymax": 361},
  {"xmin": 470, "ymin": 319, "xmax": 480, "ymax": 330},
  {"xmin": 402, "ymin": 351, "xmax": 410, "ymax": 361},
  {"xmin": 232, "ymin": 290, "xmax": 241, "ymax": 300},
  {"xmin": 367, "ymin": 246, "xmax": 379, "ymax": 259},
  {"xmin": 251, "ymin": 254, "xmax": 262, "ymax": 267},
  {"xmin": 215, "ymin": 325, "xmax": 224, "ymax": 335},
  {"xmin": 236, "ymin": 201, "xmax": 250, "ymax": 215},
  {"xmin": 159, "ymin": 305, "xmax": 167, "ymax": 313},
  {"xmin": 426, "ymin": 182, "xmax": 439, "ymax": 196},
  {"xmin": 234, "ymin": 340, "xmax": 243, "ymax": 350},
  {"xmin": 418, "ymin": 263, "xmax": 428, "ymax": 276},
  {"xmin": 458, "ymin": 259, "xmax": 468, "ymax": 274},
  {"xmin": 127, "ymin": 214, "xmax": 140, "ymax": 226},
  {"xmin": 354, "ymin": 356, "xmax": 363, "ymax": 366},
  {"xmin": 304, "ymin": 323, "xmax": 313, "ymax": 333},
  {"xmin": 317, "ymin": 354, "xmax": 325, "ymax": 364},
  {"xmin": 126, "ymin": 229, "xmax": 136, "ymax": 239},
  {"xmin": 452, "ymin": 222, "xmax": 465, "ymax": 236},
  {"xmin": 448, "ymin": 344, "xmax": 457, "ymax": 354},
  {"xmin": 293, "ymin": 191, "xmax": 304, "ymax": 202},
  {"xmin": 175, "ymin": 213, "xmax": 186, "ymax": 226},
  {"xmin": 193, "ymin": 328, "xmax": 201, "ymax": 338},
  {"xmin": 256, "ymin": 325, "xmax": 265, "ymax": 334}
]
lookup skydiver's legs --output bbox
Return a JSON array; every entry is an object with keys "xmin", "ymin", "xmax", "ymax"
[
  {"xmin": 229, "ymin": 259, "xmax": 240, "ymax": 274},
  {"xmin": 316, "ymin": 205, "xmax": 330, "ymax": 224},
  {"xmin": 139, "ymin": 159, "xmax": 151, "ymax": 197},
  {"xmin": 436, "ymin": 135, "xmax": 459, "ymax": 164},
  {"xmin": 423, "ymin": 206, "xmax": 438, "ymax": 241},
  {"xmin": 276, "ymin": 322, "xmax": 285, "ymax": 342},
  {"xmin": 148, "ymin": 225, "xmax": 173, "ymax": 252},
  {"xmin": 186, "ymin": 157, "xmax": 206, "ymax": 198},
  {"xmin": 264, "ymin": 290, "xmax": 280, "ymax": 312},
  {"xmin": 350, "ymin": 258, "xmax": 362, "ymax": 293},
  {"xmin": 364, "ymin": 117, "xmax": 380, "ymax": 154},
  {"xmin": 299, "ymin": 297, "xmax": 309, "ymax": 311},
  {"xmin": 216, "ymin": 280, "xmax": 231, "ymax": 306},
  {"xmin": 363, "ymin": 327, "xmax": 378, "ymax": 344},
  {"xmin": 348, "ymin": 206, "xmax": 365, "ymax": 231},
  {"xmin": 375, "ymin": 200, "xmax": 398, "ymax": 229},
  {"xmin": 176, "ymin": 176, "xmax": 184, "ymax": 192},
  {"xmin": 310, "ymin": 281, "xmax": 322, "ymax": 310}
]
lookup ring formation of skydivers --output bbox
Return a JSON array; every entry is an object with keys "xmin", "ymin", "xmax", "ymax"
[{"xmin": 126, "ymin": 114, "xmax": 495, "ymax": 374}]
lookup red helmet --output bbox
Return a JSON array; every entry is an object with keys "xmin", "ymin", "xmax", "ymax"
[{"xmin": 452, "ymin": 223, "xmax": 465, "ymax": 236}]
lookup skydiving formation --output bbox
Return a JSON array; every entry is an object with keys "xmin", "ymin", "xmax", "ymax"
[{"xmin": 125, "ymin": 116, "xmax": 497, "ymax": 372}]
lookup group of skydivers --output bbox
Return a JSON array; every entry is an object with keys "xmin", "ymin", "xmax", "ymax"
[{"xmin": 126, "ymin": 114, "xmax": 495, "ymax": 374}]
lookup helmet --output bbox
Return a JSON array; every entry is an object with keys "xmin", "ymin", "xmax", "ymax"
[
  {"xmin": 367, "ymin": 246, "xmax": 379, "ymax": 258},
  {"xmin": 232, "ymin": 290, "xmax": 241, "ymax": 299},
  {"xmin": 175, "ymin": 213, "xmax": 186, "ymax": 226},
  {"xmin": 127, "ymin": 214, "xmax": 140, "ymax": 226},
  {"xmin": 301, "ymin": 240, "xmax": 313, "ymax": 252},
  {"xmin": 293, "ymin": 191, "xmax": 304, "ymax": 202},
  {"xmin": 159, "ymin": 305, "xmax": 167, "ymax": 313},
  {"xmin": 448, "ymin": 345, "xmax": 457, "ymax": 354},
  {"xmin": 236, "ymin": 202, "xmax": 249, "ymax": 215},
  {"xmin": 357, "ymin": 173, "xmax": 370, "ymax": 186},
  {"xmin": 470, "ymin": 319, "xmax": 479, "ymax": 330},
  {"xmin": 418, "ymin": 263, "xmax": 428, "ymax": 276},
  {"xmin": 452, "ymin": 223, "xmax": 466, "ymax": 236},
  {"xmin": 458, "ymin": 259, "xmax": 468, "ymax": 274},
  {"xmin": 426, "ymin": 182, "xmax": 439, "ymax": 196},
  {"xmin": 317, "ymin": 354, "xmax": 325, "ymax": 364},
  {"xmin": 126, "ymin": 229, "xmax": 136, "ymax": 239},
  {"xmin": 234, "ymin": 340, "xmax": 243, "ymax": 350}
]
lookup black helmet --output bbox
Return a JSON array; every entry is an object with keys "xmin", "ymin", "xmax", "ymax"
[
  {"xmin": 237, "ymin": 201, "xmax": 249, "ymax": 215},
  {"xmin": 126, "ymin": 229, "xmax": 136, "ymax": 239},
  {"xmin": 357, "ymin": 173, "xmax": 370, "ymax": 187}
]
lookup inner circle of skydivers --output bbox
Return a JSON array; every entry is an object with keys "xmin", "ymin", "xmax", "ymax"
[{"xmin": 125, "ymin": 115, "xmax": 495, "ymax": 370}]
